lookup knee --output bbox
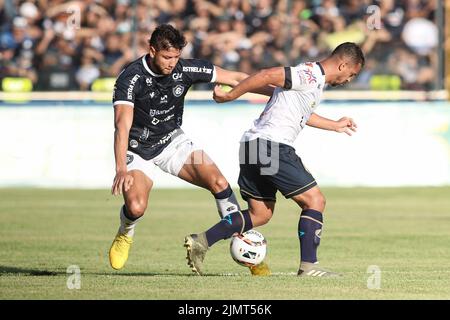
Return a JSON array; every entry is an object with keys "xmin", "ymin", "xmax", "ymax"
[
  {"xmin": 297, "ymin": 192, "xmax": 326, "ymax": 212},
  {"xmin": 305, "ymin": 193, "xmax": 326, "ymax": 212},
  {"xmin": 126, "ymin": 199, "xmax": 147, "ymax": 219},
  {"xmin": 209, "ymin": 175, "xmax": 229, "ymax": 194}
]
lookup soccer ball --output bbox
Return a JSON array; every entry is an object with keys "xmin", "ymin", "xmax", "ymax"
[{"xmin": 230, "ymin": 230, "xmax": 267, "ymax": 267}]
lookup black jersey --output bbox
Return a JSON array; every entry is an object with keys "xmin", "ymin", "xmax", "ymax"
[{"xmin": 113, "ymin": 54, "xmax": 216, "ymax": 160}]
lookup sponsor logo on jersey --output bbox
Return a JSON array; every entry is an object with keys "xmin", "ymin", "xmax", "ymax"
[
  {"xmin": 172, "ymin": 73, "xmax": 183, "ymax": 81},
  {"xmin": 151, "ymin": 114, "xmax": 174, "ymax": 126},
  {"xmin": 160, "ymin": 94, "xmax": 168, "ymax": 103},
  {"xmin": 149, "ymin": 105, "xmax": 175, "ymax": 117},
  {"xmin": 150, "ymin": 129, "xmax": 178, "ymax": 147},
  {"xmin": 149, "ymin": 91, "xmax": 155, "ymax": 98},
  {"xmin": 130, "ymin": 139, "xmax": 138, "ymax": 148},
  {"xmin": 303, "ymin": 69, "xmax": 317, "ymax": 84},
  {"xmin": 127, "ymin": 74, "xmax": 140, "ymax": 100},
  {"xmin": 173, "ymin": 85, "xmax": 184, "ymax": 97},
  {"xmin": 146, "ymin": 77, "xmax": 152, "ymax": 86},
  {"xmin": 182, "ymin": 66, "xmax": 212, "ymax": 74},
  {"xmin": 162, "ymin": 114, "xmax": 174, "ymax": 122},
  {"xmin": 126, "ymin": 154, "xmax": 134, "ymax": 165}
]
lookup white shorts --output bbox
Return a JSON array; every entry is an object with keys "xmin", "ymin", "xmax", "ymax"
[{"xmin": 126, "ymin": 133, "xmax": 201, "ymax": 180}]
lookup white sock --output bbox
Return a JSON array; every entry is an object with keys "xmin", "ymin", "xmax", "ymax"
[
  {"xmin": 118, "ymin": 206, "xmax": 141, "ymax": 237},
  {"xmin": 215, "ymin": 192, "xmax": 241, "ymax": 218}
]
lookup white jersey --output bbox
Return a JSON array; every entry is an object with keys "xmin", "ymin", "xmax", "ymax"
[{"xmin": 241, "ymin": 62, "xmax": 326, "ymax": 147}]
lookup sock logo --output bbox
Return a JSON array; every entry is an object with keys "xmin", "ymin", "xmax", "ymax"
[
  {"xmin": 223, "ymin": 215, "xmax": 232, "ymax": 225},
  {"xmin": 299, "ymin": 231, "xmax": 305, "ymax": 238},
  {"xmin": 315, "ymin": 229, "xmax": 322, "ymax": 239},
  {"xmin": 314, "ymin": 229, "xmax": 322, "ymax": 245},
  {"xmin": 226, "ymin": 206, "xmax": 236, "ymax": 212}
]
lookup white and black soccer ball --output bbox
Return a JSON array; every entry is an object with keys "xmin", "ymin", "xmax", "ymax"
[{"xmin": 230, "ymin": 230, "xmax": 267, "ymax": 267}]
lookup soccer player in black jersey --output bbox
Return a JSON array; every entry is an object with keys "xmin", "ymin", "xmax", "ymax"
[{"xmin": 109, "ymin": 24, "xmax": 272, "ymax": 273}]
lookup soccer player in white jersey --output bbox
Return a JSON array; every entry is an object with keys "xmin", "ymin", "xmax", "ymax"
[{"xmin": 184, "ymin": 42, "xmax": 364, "ymax": 277}]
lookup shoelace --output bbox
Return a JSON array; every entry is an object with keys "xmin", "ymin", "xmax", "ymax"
[{"xmin": 115, "ymin": 236, "xmax": 132, "ymax": 251}]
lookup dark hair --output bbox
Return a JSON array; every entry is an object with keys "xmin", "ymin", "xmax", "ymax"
[
  {"xmin": 331, "ymin": 42, "xmax": 365, "ymax": 67},
  {"xmin": 148, "ymin": 24, "xmax": 187, "ymax": 51}
]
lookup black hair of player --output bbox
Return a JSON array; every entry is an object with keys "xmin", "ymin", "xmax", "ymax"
[
  {"xmin": 148, "ymin": 24, "xmax": 187, "ymax": 51},
  {"xmin": 331, "ymin": 42, "xmax": 365, "ymax": 68}
]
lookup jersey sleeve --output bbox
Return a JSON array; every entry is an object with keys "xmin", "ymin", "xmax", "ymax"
[
  {"xmin": 283, "ymin": 65, "xmax": 318, "ymax": 91},
  {"xmin": 112, "ymin": 67, "xmax": 141, "ymax": 107},
  {"xmin": 182, "ymin": 59, "xmax": 216, "ymax": 84}
]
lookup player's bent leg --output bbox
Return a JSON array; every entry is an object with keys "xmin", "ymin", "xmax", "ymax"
[
  {"xmin": 178, "ymin": 149, "xmax": 241, "ymax": 217},
  {"xmin": 247, "ymin": 198, "xmax": 275, "ymax": 227},
  {"xmin": 177, "ymin": 149, "xmax": 228, "ymax": 192},
  {"xmin": 291, "ymin": 186, "xmax": 326, "ymax": 212},
  {"xmin": 291, "ymin": 186, "xmax": 340, "ymax": 277},
  {"xmin": 246, "ymin": 198, "xmax": 275, "ymax": 276},
  {"xmin": 184, "ymin": 208, "xmax": 254, "ymax": 275},
  {"xmin": 110, "ymin": 170, "xmax": 152, "ymax": 270},
  {"xmin": 183, "ymin": 197, "xmax": 274, "ymax": 276}
]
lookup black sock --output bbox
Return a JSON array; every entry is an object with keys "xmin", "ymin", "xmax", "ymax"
[
  {"xmin": 205, "ymin": 210, "xmax": 253, "ymax": 247},
  {"xmin": 122, "ymin": 205, "xmax": 139, "ymax": 221},
  {"xmin": 213, "ymin": 185, "xmax": 233, "ymax": 199},
  {"xmin": 298, "ymin": 209, "xmax": 323, "ymax": 263}
]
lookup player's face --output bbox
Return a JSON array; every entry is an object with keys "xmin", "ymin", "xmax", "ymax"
[
  {"xmin": 149, "ymin": 46, "xmax": 181, "ymax": 75},
  {"xmin": 330, "ymin": 62, "xmax": 362, "ymax": 87}
]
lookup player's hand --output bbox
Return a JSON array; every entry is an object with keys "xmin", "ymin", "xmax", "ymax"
[
  {"xmin": 335, "ymin": 117, "xmax": 357, "ymax": 136},
  {"xmin": 213, "ymin": 85, "xmax": 232, "ymax": 103},
  {"xmin": 111, "ymin": 170, "xmax": 134, "ymax": 196}
]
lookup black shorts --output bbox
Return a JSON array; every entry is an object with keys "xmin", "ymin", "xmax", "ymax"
[{"xmin": 238, "ymin": 138, "xmax": 317, "ymax": 202}]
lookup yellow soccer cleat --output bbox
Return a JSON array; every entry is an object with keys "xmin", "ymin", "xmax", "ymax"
[
  {"xmin": 249, "ymin": 261, "xmax": 271, "ymax": 276},
  {"xmin": 109, "ymin": 233, "xmax": 133, "ymax": 270}
]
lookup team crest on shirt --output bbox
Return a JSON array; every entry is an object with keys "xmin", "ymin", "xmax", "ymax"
[
  {"xmin": 173, "ymin": 85, "xmax": 184, "ymax": 97},
  {"xmin": 303, "ymin": 69, "xmax": 317, "ymax": 84}
]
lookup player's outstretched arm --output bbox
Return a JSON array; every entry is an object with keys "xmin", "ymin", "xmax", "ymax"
[
  {"xmin": 307, "ymin": 113, "xmax": 357, "ymax": 136},
  {"xmin": 112, "ymin": 105, "xmax": 134, "ymax": 196},
  {"xmin": 213, "ymin": 66, "xmax": 279, "ymax": 99}
]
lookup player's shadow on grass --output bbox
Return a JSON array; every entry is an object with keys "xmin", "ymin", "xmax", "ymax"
[
  {"xmin": 0, "ymin": 265, "xmax": 61, "ymax": 276},
  {"xmin": 0, "ymin": 266, "xmax": 241, "ymax": 277},
  {"xmin": 98, "ymin": 271, "xmax": 239, "ymax": 277}
]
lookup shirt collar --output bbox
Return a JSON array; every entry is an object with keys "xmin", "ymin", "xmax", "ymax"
[
  {"xmin": 142, "ymin": 54, "xmax": 164, "ymax": 77},
  {"xmin": 316, "ymin": 62, "xmax": 325, "ymax": 75}
]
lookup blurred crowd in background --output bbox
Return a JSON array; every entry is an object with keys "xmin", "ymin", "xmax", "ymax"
[{"xmin": 0, "ymin": 0, "xmax": 441, "ymax": 91}]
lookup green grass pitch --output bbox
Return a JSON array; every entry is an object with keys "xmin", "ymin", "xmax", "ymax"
[{"xmin": 1, "ymin": 187, "xmax": 450, "ymax": 299}]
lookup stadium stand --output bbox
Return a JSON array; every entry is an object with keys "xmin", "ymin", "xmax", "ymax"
[{"xmin": 0, "ymin": 0, "xmax": 441, "ymax": 91}]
